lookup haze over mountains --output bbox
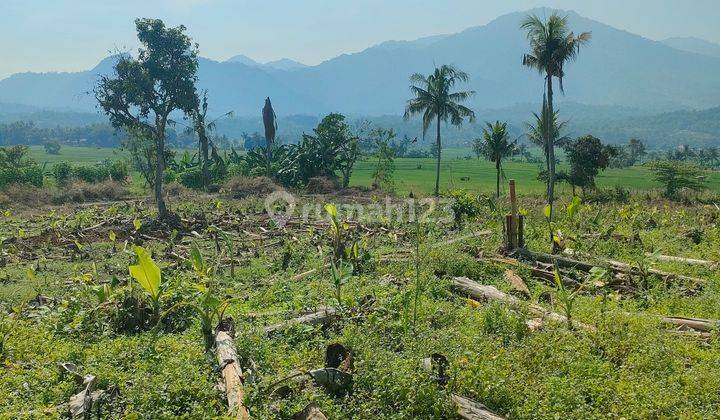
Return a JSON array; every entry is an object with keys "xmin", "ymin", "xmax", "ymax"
[{"xmin": 1, "ymin": 8, "xmax": 720, "ymax": 148}]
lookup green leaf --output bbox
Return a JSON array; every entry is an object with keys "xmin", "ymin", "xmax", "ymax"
[
  {"xmin": 133, "ymin": 218, "xmax": 142, "ymax": 232},
  {"xmin": 324, "ymin": 203, "xmax": 337, "ymax": 219},
  {"xmin": 128, "ymin": 246, "xmax": 161, "ymax": 302},
  {"xmin": 190, "ymin": 243, "xmax": 206, "ymax": 278},
  {"xmin": 543, "ymin": 204, "xmax": 551, "ymax": 219},
  {"xmin": 108, "ymin": 230, "xmax": 117, "ymax": 242},
  {"xmin": 566, "ymin": 196, "xmax": 582, "ymax": 219}
]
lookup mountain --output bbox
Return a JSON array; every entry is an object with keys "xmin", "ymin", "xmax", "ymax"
[
  {"xmin": 661, "ymin": 37, "xmax": 720, "ymax": 58},
  {"xmin": 224, "ymin": 54, "xmax": 262, "ymax": 66},
  {"xmin": 2, "ymin": 8, "xmax": 720, "ymax": 116},
  {"xmin": 264, "ymin": 58, "xmax": 307, "ymax": 71}
]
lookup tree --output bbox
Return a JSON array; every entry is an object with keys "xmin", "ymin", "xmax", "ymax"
[
  {"xmin": 479, "ymin": 121, "xmax": 516, "ymax": 198},
  {"xmin": 95, "ymin": 18, "xmax": 199, "ymax": 220},
  {"xmin": 525, "ymin": 98, "xmax": 571, "ymax": 182},
  {"xmin": 649, "ymin": 161, "xmax": 707, "ymax": 198},
  {"xmin": 471, "ymin": 137, "xmax": 483, "ymax": 159},
  {"xmin": 369, "ymin": 128, "xmax": 396, "ymax": 190},
  {"xmin": 44, "ymin": 140, "xmax": 61, "ymax": 155},
  {"xmin": 188, "ymin": 90, "xmax": 232, "ymax": 190},
  {"xmin": 521, "ymin": 13, "xmax": 591, "ymax": 229},
  {"xmin": 297, "ymin": 113, "xmax": 357, "ymax": 187},
  {"xmin": 404, "ymin": 65, "xmax": 475, "ymax": 196},
  {"xmin": 262, "ymin": 97, "xmax": 277, "ymax": 177},
  {"xmin": 628, "ymin": 138, "xmax": 646, "ymax": 164},
  {"xmin": 563, "ymin": 135, "xmax": 616, "ymax": 195}
]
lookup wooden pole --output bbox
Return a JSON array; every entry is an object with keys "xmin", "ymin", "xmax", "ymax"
[{"xmin": 507, "ymin": 180, "xmax": 519, "ymax": 249}]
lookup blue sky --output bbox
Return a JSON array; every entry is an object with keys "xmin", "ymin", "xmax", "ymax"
[{"xmin": 2, "ymin": 0, "xmax": 719, "ymax": 79}]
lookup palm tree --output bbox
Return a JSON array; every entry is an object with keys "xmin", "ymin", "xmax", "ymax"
[
  {"xmin": 521, "ymin": 13, "xmax": 590, "ymax": 225},
  {"xmin": 525, "ymin": 95, "xmax": 571, "ymax": 185},
  {"xmin": 404, "ymin": 65, "xmax": 475, "ymax": 196},
  {"xmin": 480, "ymin": 121, "xmax": 517, "ymax": 198}
]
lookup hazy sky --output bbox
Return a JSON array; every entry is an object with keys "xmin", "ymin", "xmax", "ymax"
[{"xmin": 2, "ymin": 0, "xmax": 719, "ymax": 79}]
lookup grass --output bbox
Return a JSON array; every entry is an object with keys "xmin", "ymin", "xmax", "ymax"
[{"xmin": 1, "ymin": 190, "xmax": 720, "ymax": 418}]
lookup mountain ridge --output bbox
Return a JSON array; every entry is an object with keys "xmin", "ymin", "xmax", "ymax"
[{"xmin": 1, "ymin": 8, "xmax": 720, "ymax": 116}]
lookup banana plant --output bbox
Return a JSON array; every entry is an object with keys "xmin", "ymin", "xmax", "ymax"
[
  {"xmin": 192, "ymin": 283, "xmax": 234, "ymax": 350},
  {"xmin": 190, "ymin": 243, "xmax": 212, "ymax": 279},
  {"xmin": 128, "ymin": 246, "xmax": 163, "ymax": 312}
]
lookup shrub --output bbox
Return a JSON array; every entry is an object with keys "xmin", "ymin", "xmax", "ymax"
[
  {"xmin": 223, "ymin": 176, "xmax": 280, "ymax": 198},
  {"xmin": 0, "ymin": 166, "xmax": 43, "ymax": 188},
  {"xmin": 178, "ymin": 168, "xmax": 204, "ymax": 189},
  {"xmin": 71, "ymin": 165, "xmax": 110, "ymax": 183},
  {"xmin": 52, "ymin": 162, "xmax": 72, "ymax": 185},
  {"xmin": 448, "ymin": 189, "xmax": 485, "ymax": 227},
  {"xmin": 108, "ymin": 160, "xmax": 129, "ymax": 182},
  {"xmin": 43, "ymin": 141, "xmax": 61, "ymax": 155}
]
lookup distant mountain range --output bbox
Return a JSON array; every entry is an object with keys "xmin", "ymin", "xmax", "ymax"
[
  {"xmin": 661, "ymin": 37, "xmax": 720, "ymax": 58},
  {"xmin": 1, "ymin": 8, "xmax": 720, "ymax": 148},
  {"xmin": 2, "ymin": 8, "xmax": 720, "ymax": 117}
]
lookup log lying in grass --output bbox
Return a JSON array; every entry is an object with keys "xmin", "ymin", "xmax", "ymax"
[
  {"xmin": 503, "ymin": 269, "xmax": 530, "ymax": 298},
  {"xmin": 646, "ymin": 253, "xmax": 717, "ymax": 267},
  {"xmin": 451, "ymin": 276, "xmax": 594, "ymax": 331},
  {"xmin": 215, "ymin": 327, "xmax": 249, "ymax": 420},
  {"xmin": 660, "ymin": 316, "xmax": 720, "ymax": 332},
  {"xmin": 264, "ymin": 306, "xmax": 337, "ymax": 336},
  {"xmin": 452, "ymin": 394, "xmax": 505, "ymax": 420},
  {"xmin": 517, "ymin": 249, "xmax": 706, "ymax": 285}
]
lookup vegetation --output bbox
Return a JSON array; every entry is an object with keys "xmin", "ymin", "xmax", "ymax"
[
  {"xmin": 521, "ymin": 12, "xmax": 591, "ymax": 227},
  {"xmin": 404, "ymin": 65, "xmax": 476, "ymax": 196},
  {"xmin": 479, "ymin": 121, "xmax": 517, "ymax": 198},
  {"xmin": 95, "ymin": 18, "xmax": 200, "ymax": 220}
]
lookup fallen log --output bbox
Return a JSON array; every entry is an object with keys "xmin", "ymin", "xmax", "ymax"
[
  {"xmin": 215, "ymin": 326, "xmax": 249, "ymax": 420},
  {"xmin": 646, "ymin": 253, "xmax": 716, "ymax": 267},
  {"xmin": 452, "ymin": 394, "xmax": 505, "ymax": 420},
  {"xmin": 451, "ymin": 277, "xmax": 594, "ymax": 331},
  {"xmin": 518, "ymin": 249, "xmax": 706, "ymax": 285},
  {"xmin": 659, "ymin": 316, "xmax": 720, "ymax": 332},
  {"xmin": 264, "ymin": 306, "xmax": 337, "ymax": 336}
]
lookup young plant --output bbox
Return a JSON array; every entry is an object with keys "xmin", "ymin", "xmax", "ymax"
[
  {"xmin": 190, "ymin": 242, "xmax": 211, "ymax": 279},
  {"xmin": 325, "ymin": 203, "xmax": 344, "ymax": 260},
  {"xmin": 411, "ymin": 219, "xmax": 425, "ymax": 333},
  {"xmin": 192, "ymin": 283, "xmax": 233, "ymax": 350},
  {"xmin": 552, "ymin": 262, "xmax": 589, "ymax": 330},
  {"xmin": 329, "ymin": 259, "xmax": 353, "ymax": 306},
  {"xmin": 128, "ymin": 246, "xmax": 163, "ymax": 314},
  {"xmin": 109, "ymin": 230, "xmax": 117, "ymax": 252}
]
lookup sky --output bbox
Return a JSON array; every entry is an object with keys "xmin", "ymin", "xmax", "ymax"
[{"xmin": 2, "ymin": 0, "xmax": 720, "ymax": 80}]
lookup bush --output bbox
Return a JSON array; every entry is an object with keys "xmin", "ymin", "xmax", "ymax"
[
  {"xmin": 52, "ymin": 162, "xmax": 72, "ymax": 185},
  {"xmin": 178, "ymin": 168, "xmax": 204, "ymax": 189},
  {"xmin": 223, "ymin": 176, "xmax": 280, "ymax": 199},
  {"xmin": 108, "ymin": 160, "xmax": 129, "ymax": 182},
  {"xmin": 43, "ymin": 141, "xmax": 61, "ymax": 155},
  {"xmin": 71, "ymin": 165, "xmax": 110, "ymax": 183},
  {"xmin": 585, "ymin": 186, "xmax": 631, "ymax": 203},
  {"xmin": 448, "ymin": 189, "xmax": 485, "ymax": 227},
  {"xmin": 0, "ymin": 166, "xmax": 43, "ymax": 188}
]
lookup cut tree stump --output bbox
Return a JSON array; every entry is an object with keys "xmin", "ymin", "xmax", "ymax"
[
  {"xmin": 264, "ymin": 306, "xmax": 337, "ymax": 336},
  {"xmin": 452, "ymin": 394, "xmax": 505, "ymax": 420},
  {"xmin": 215, "ymin": 326, "xmax": 249, "ymax": 420}
]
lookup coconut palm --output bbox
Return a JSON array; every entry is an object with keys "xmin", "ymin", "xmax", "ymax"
[
  {"xmin": 479, "ymin": 121, "xmax": 517, "ymax": 198},
  {"xmin": 521, "ymin": 13, "xmax": 590, "ymax": 224},
  {"xmin": 404, "ymin": 65, "xmax": 475, "ymax": 196},
  {"xmin": 525, "ymin": 95, "xmax": 571, "ymax": 181}
]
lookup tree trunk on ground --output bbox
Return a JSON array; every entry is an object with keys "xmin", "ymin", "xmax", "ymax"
[
  {"xmin": 546, "ymin": 74, "xmax": 555, "ymax": 242},
  {"xmin": 215, "ymin": 329, "xmax": 249, "ymax": 419},
  {"xmin": 154, "ymin": 127, "xmax": 168, "ymax": 220},
  {"xmin": 434, "ymin": 114, "xmax": 441, "ymax": 197},
  {"xmin": 495, "ymin": 160, "xmax": 501, "ymax": 198}
]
